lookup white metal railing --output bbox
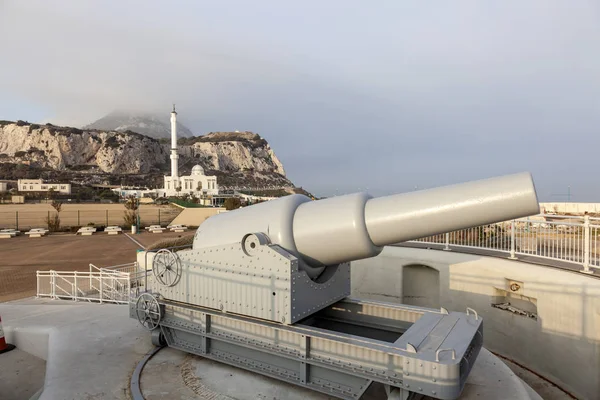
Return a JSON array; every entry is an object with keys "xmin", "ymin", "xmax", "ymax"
[
  {"xmin": 411, "ymin": 214, "xmax": 600, "ymax": 273},
  {"xmin": 37, "ymin": 263, "xmax": 147, "ymax": 304}
]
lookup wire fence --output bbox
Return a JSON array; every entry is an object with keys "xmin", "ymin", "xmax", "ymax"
[
  {"xmin": 0, "ymin": 208, "xmax": 181, "ymax": 230},
  {"xmin": 411, "ymin": 215, "xmax": 600, "ymax": 273}
]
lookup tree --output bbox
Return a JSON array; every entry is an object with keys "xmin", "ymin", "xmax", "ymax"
[
  {"xmin": 45, "ymin": 200, "xmax": 63, "ymax": 232},
  {"xmin": 224, "ymin": 197, "xmax": 242, "ymax": 211},
  {"xmin": 123, "ymin": 196, "xmax": 140, "ymax": 226},
  {"xmin": 99, "ymin": 189, "xmax": 119, "ymax": 203},
  {"xmin": 77, "ymin": 186, "xmax": 95, "ymax": 201}
]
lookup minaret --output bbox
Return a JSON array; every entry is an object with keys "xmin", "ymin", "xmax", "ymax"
[{"xmin": 170, "ymin": 104, "xmax": 179, "ymax": 189}]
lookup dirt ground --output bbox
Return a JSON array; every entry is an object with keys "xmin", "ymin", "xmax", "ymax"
[{"xmin": 0, "ymin": 230, "xmax": 195, "ymax": 303}]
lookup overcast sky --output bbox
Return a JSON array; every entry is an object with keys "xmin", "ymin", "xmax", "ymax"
[{"xmin": 1, "ymin": 1, "xmax": 599, "ymax": 200}]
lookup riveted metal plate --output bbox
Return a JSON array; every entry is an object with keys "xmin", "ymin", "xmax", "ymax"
[
  {"xmin": 151, "ymin": 296, "xmax": 483, "ymax": 400},
  {"xmin": 156, "ymin": 242, "xmax": 350, "ymax": 325}
]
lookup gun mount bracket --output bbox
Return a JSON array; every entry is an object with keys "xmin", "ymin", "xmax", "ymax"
[{"xmin": 241, "ymin": 233, "xmax": 271, "ymax": 256}]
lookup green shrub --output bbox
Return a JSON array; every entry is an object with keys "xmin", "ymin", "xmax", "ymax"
[
  {"xmin": 104, "ymin": 136, "xmax": 121, "ymax": 149},
  {"xmin": 224, "ymin": 197, "xmax": 242, "ymax": 210}
]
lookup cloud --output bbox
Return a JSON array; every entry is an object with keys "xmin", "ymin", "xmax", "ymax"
[{"xmin": 0, "ymin": 1, "xmax": 599, "ymax": 200}]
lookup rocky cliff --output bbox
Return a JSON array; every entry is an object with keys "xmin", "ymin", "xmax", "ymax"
[
  {"xmin": 0, "ymin": 121, "xmax": 292, "ymax": 188},
  {"xmin": 0, "ymin": 121, "xmax": 166, "ymax": 174},
  {"xmin": 178, "ymin": 131, "xmax": 286, "ymax": 176}
]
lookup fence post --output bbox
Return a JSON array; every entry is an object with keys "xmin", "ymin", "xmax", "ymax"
[
  {"xmin": 106, "ymin": 210, "xmax": 109, "ymax": 227},
  {"xmin": 582, "ymin": 215, "xmax": 592, "ymax": 274},
  {"xmin": 443, "ymin": 232, "xmax": 451, "ymax": 251},
  {"xmin": 77, "ymin": 210, "xmax": 80, "ymax": 226},
  {"xmin": 74, "ymin": 271, "xmax": 77, "ymax": 301},
  {"xmin": 509, "ymin": 220, "xmax": 517, "ymax": 259},
  {"xmin": 158, "ymin": 209, "xmax": 161, "ymax": 225},
  {"xmin": 47, "ymin": 210, "xmax": 50, "ymax": 229},
  {"xmin": 15, "ymin": 211, "xmax": 18, "ymax": 230},
  {"xmin": 51, "ymin": 271, "xmax": 56, "ymax": 299},
  {"xmin": 99, "ymin": 271, "xmax": 103, "ymax": 304}
]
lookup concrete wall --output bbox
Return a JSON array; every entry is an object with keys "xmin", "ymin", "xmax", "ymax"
[
  {"xmin": 351, "ymin": 246, "xmax": 600, "ymax": 400},
  {"xmin": 540, "ymin": 202, "xmax": 600, "ymax": 214},
  {"xmin": 168, "ymin": 207, "xmax": 226, "ymax": 227}
]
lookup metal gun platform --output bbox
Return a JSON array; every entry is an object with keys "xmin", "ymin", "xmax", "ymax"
[{"xmin": 131, "ymin": 295, "xmax": 482, "ymax": 400}]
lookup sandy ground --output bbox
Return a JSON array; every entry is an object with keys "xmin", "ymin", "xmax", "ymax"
[
  {"xmin": 0, "ymin": 203, "xmax": 181, "ymax": 230},
  {"xmin": 0, "ymin": 230, "xmax": 195, "ymax": 303}
]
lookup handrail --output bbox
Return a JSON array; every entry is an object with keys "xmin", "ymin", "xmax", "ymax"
[
  {"xmin": 411, "ymin": 214, "xmax": 598, "ymax": 274},
  {"xmin": 36, "ymin": 269, "xmax": 138, "ymax": 304}
]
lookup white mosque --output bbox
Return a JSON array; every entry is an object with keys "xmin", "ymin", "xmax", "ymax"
[
  {"xmin": 115, "ymin": 106, "xmax": 219, "ymax": 201},
  {"xmin": 159, "ymin": 105, "xmax": 218, "ymax": 197}
]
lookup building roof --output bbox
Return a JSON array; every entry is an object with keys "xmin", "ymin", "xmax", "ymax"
[{"xmin": 191, "ymin": 165, "xmax": 205, "ymax": 176}]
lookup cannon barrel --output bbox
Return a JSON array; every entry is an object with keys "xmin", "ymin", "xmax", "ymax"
[{"xmin": 194, "ymin": 172, "xmax": 539, "ymax": 278}]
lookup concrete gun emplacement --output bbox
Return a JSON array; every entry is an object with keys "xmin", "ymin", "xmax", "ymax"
[{"xmin": 134, "ymin": 172, "xmax": 540, "ymax": 400}]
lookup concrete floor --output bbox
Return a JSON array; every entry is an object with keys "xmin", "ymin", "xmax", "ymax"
[
  {"xmin": 0, "ymin": 348, "xmax": 46, "ymax": 400},
  {"xmin": 141, "ymin": 348, "xmax": 340, "ymax": 400},
  {"xmin": 502, "ymin": 357, "xmax": 575, "ymax": 400},
  {"xmin": 140, "ymin": 344, "xmax": 539, "ymax": 400},
  {"xmin": 0, "ymin": 298, "xmax": 150, "ymax": 400}
]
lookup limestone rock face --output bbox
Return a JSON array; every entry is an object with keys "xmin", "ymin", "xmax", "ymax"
[
  {"xmin": 0, "ymin": 122, "xmax": 166, "ymax": 174},
  {"xmin": 180, "ymin": 133, "xmax": 285, "ymax": 176}
]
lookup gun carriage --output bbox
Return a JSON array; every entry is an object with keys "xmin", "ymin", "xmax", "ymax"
[{"xmin": 131, "ymin": 172, "xmax": 540, "ymax": 400}]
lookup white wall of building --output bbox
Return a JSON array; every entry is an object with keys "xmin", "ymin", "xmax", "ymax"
[
  {"xmin": 351, "ymin": 246, "xmax": 600, "ymax": 400},
  {"xmin": 0, "ymin": 182, "xmax": 7, "ymax": 192},
  {"xmin": 113, "ymin": 188, "xmax": 155, "ymax": 198},
  {"xmin": 540, "ymin": 202, "xmax": 600, "ymax": 214},
  {"xmin": 18, "ymin": 179, "xmax": 71, "ymax": 194},
  {"xmin": 162, "ymin": 164, "xmax": 218, "ymax": 197}
]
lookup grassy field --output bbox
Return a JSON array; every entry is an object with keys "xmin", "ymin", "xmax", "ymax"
[{"xmin": 0, "ymin": 203, "xmax": 181, "ymax": 230}]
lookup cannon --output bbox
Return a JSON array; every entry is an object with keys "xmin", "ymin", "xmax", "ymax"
[{"xmin": 132, "ymin": 172, "xmax": 539, "ymax": 400}]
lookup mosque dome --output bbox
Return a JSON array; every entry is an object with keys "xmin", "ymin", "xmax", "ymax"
[{"xmin": 191, "ymin": 165, "xmax": 205, "ymax": 176}]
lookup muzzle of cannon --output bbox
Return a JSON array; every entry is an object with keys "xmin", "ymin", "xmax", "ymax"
[{"xmin": 193, "ymin": 172, "xmax": 539, "ymax": 280}]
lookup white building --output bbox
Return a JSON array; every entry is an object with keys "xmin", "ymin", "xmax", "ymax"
[
  {"xmin": 164, "ymin": 164, "xmax": 218, "ymax": 195},
  {"xmin": 0, "ymin": 182, "xmax": 7, "ymax": 192},
  {"xmin": 158, "ymin": 106, "xmax": 218, "ymax": 197},
  {"xmin": 18, "ymin": 179, "xmax": 71, "ymax": 194}
]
